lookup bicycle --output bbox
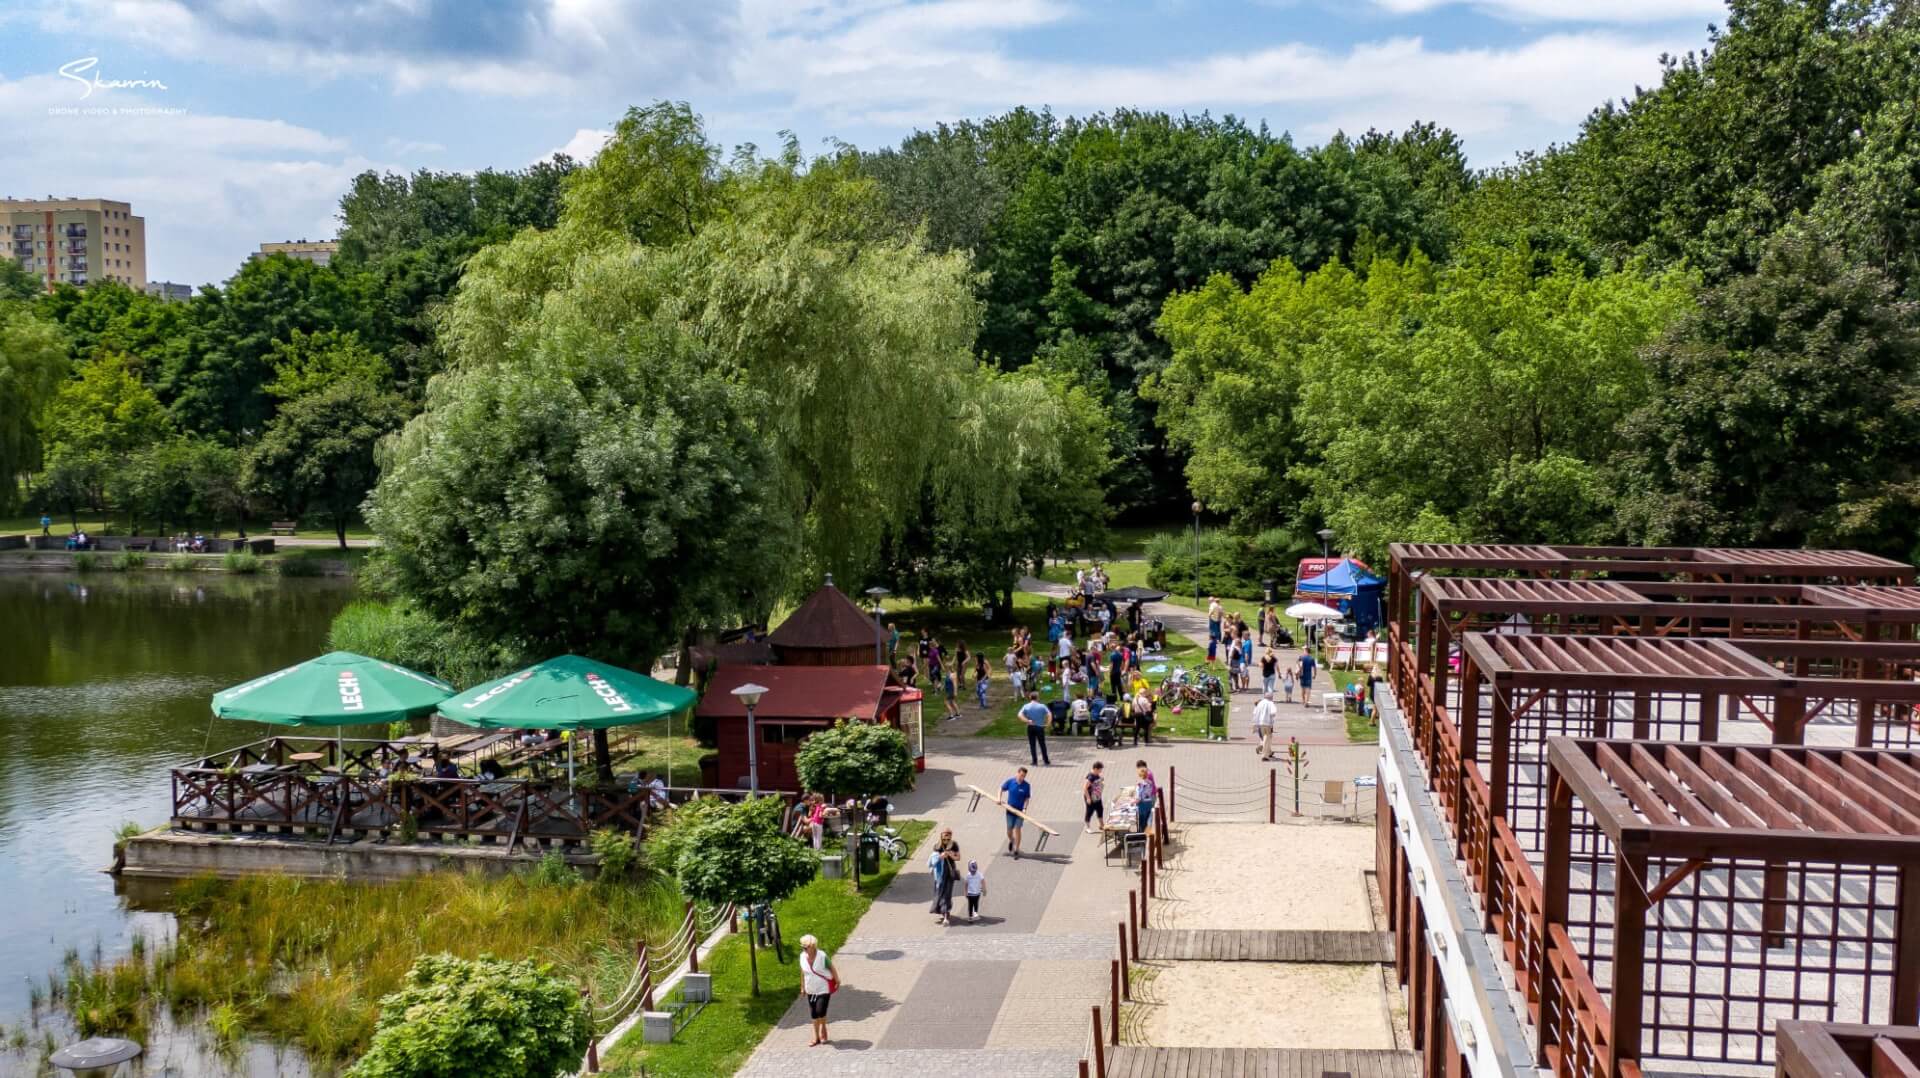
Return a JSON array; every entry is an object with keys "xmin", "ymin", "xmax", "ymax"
[
  {"xmin": 746, "ymin": 901, "xmax": 784, "ymax": 959},
  {"xmin": 868, "ymin": 820, "xmax": 909, "ymax": 861}
]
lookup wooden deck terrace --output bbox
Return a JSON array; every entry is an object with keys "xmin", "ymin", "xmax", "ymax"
[
  {"xmin": 1105, "ymin": 1046, "xmax": 1418, "ymax": 1078},
  {"xmin": 170, "ymin": 735, "xmax": 792, "ymax": 848}
]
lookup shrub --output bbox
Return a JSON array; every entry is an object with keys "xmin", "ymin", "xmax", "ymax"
[
  {"xmin": 223, "ymin": 551, "xmax": 261, "ymax": 575},
  {"xmin": 113, "ymin": 549, "xmax": 147, "ymax": 571},
  {"xmin": 527, "ymin": 851, "xmax": 580, "ymax": 887},
  {"xmin": 327, "ymin": 599, "xmax": 520, "ymax": 688},
  {"xmin": 589, "ymin": 829, "xmax": 641, "ymax": 882},
  {"xmin": 275, "ymin": 556, "xmax": 324, "ymax": 577},
  {"xmin": 1146, "ymin": 526, "xmax": 1315, "ymax": 601},
  {"xmin": 166, "ymin": 555, "xmax": 196, "ymax": 573},
  {"xmin": 793, "ymin": 719, "xmax": 915, "ymax": 798},
  {"xmin": 346, "ymin": 954, "xmax": 591, "ymax": 1078},
  {"xmin": 73, "ymin": 551, "xmax": 99, "ymax": 573}
]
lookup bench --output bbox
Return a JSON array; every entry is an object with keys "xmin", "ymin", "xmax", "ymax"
[
  {"xmin": 269, "ymin": 521, "xmax": 299, "ymax": 536},
  {"xmin": 123, "ymin": 540, "xmax": 153, "ymax": 552}
]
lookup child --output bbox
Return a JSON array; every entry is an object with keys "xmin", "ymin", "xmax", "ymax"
[
  {"xmin": 943, "ymin": 668, "xmax": 960, "ymax": 718},
  {"xmin": 964, "ymin": 860, "xmax": 986, "ymax": 922},
  {"xmin": 1282, "ymin": 667, "xmax": 1296, "ymax": 704},
  {"xmin": 976, "ymin": 668, "xmax": 990, "ymax": 709}
]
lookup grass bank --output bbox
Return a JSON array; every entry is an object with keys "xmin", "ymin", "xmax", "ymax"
[
  {"xmin": 601, "ymin": 820, "xmax": 935, "ymax": 1078},
  {"xmin": 53, "ymin": 864, "xmax": 686, "ymax": 1066}
]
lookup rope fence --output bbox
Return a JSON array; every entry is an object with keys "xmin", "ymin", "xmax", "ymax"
[{"xmin": 580, "ymin": 899, "xmax": 735, "ymax": 1073}]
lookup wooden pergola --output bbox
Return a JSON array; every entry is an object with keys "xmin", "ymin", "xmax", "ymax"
[
  {"xmin": 1776, "ymin": 1021, "xmax": 1920, "ymax": 1078},
  {"xmin": 1386, "ymin": 544, "xmax": 1916, "ymax": 648},
  {"xmin": 1536, "ymin": 738, "xmax": 1920, "ymax": 1078}
]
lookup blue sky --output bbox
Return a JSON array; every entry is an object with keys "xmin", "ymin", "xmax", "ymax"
[{"xmin": 2, "ymin": 0, "xmax": 1727, "ymax": 287}]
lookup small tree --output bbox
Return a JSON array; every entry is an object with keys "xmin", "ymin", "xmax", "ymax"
[
  {"xmin": 1280, "ymin": 736, "xmax": 1310, "ymax": 817},
  {"xmin": 793, "ymin": 719, "xmax": 915, "ymax": 800},
  {"xmin": 673, "ymin": 796, "xmax": 818, "ymax": 995},
  {"xmin": 346, "ymin": 953, "xmax": 590, "ymax": 1078}
]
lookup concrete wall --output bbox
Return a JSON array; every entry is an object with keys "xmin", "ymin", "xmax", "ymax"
[{"xmin": 123, "ymin": 831, "xmax": 599, "ymax": 882}]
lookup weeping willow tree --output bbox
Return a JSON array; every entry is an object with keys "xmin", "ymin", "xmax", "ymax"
[{"xmin": 434, "ymin": 101, "xmax": 1054, "ymax": 596}]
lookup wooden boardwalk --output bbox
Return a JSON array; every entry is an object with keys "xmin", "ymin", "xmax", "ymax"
[
  {"xmin": 1138, "ymin": 929, "xmax": 1393, "ymax": 964},
  {"xmin": 1107, "ymin": 1046, "xmax": 1418, "ymax": 1078}
]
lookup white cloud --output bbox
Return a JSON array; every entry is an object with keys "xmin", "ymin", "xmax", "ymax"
[
  {"xmin": 547, "ymin": 127, "xmax": 614, "ymax": 164},
  {"xmin": 1368, "ymin": 0, "xmax": 1724, "ymax": 23},
  {"xmin": 41, "ymin": 0, "xmax": 742, "ymax": 99},
  {"xmin": 385, "ymin": 136, "xmax": 446, "ymax": 156},
  {"xmin": 0, "ymin": 73, "xmax": 373, "ymax": 286}
]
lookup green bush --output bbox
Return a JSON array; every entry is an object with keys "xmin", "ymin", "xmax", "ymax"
[
  {"xmin": 114, "ymin": 549, "xmax": 147, "ymax": 571},
  {"xmin": 327, "ymin": 599, "xmax": 519, "ymax": 687},
  {"xmin": 166, "ymin": 555, "xmax": 196, "ymax": 573},
  {"xmin": 73, "ymin": 551, "xmax": 98, "ymax": 573},
  {"xmin": 1146, "ymin": 526, "xmax": 1315, "ymax": 601},
  {"xmin": 589, "ymin": 829, "xmax": 641, "ymax": 882},
  {"xmin": 223, "ymin": 551, "xmax": 261, "ymax": 574},
  {"xmin": 793, "ymin": 719, "xmax": 915, "ymax": 798},
  {"xmin": 346, "ymin": 954, "xmax": 590, "ymax": 1078},
  {"xmin": 527, "ymin": 851, "xmax": 580, "ymax": 887},
  {"xmin": 275, "ymin": 556, "xmax": 324, "ymax": 577}
]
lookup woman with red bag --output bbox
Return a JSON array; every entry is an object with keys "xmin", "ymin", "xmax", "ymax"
[{"xmin": 799, "ymin": 933, "xmax": 839, "ymax": 1046}]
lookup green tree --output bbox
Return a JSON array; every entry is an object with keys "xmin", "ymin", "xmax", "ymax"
[
  {"xmin": 558, "ymin": 101, "xmax": 721, "ymax": 244},
  {"xmin": 0, "ymin": 305, "xmax": 68, "ymax": 509},
  {"xmin": 672, "ymin": 796, "xmax": 818, "ymax": 995},
  {"xmin": 347, "ymin": 953, "xmax": 590, "ymax": 1078},
  {"xmin": 38, "ymin": 446, "xmax": 104, "ymax": 528},
  {"xmin": 264, "ymin": 328, "xmax": 393, "ymax": 400},
  {"xmin": 1614, "ymin": 227, "xmax": 1920, "ymax": 553},
  {"xmin": 0, "ymin": 256, "xmax": 43, "ymax": 301},
  {"xmin": 793, "ymin": 720, "xmax": 916, "ymax": 800},
  {"xmin": 42, "ymin": 352, "xmax": 173, "ymax": 459},
  {"xmin": 159, "ymin": 254, "xmax": 392, "ymax": 438},
  {"xmin": 249, "ymin": 380, "xmax": 410, "ymax": 547},
  {"xmin": 442, "ymin": 110, "xmax": 1013, "ymax": 591},
  {"xmin": 367, "ymin": 315, "xmax": 793, "ymax": 778}
]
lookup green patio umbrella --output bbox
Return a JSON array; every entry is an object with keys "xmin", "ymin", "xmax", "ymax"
[
  {"xmin": 212, "ymin": 651, "xmax": 455, "ymax": 725},
  {"xmin": 437, "ymin": 655, "xmax": 697, "ymax": 787}
]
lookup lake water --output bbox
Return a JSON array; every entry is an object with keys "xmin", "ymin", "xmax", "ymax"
[{"xmin": 0, "ymin": 571, "xmax": 354, "ymax": 1069}]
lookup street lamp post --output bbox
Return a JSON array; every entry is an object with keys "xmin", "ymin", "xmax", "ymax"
[
  {"xmin": 1315, "ymin": 527, "xmax": 1336, "ymax": 647},
  {"xmin": 865, "ymin": 586, "xmax": 890, "ymax": 666},
  {"xmin": 1191, "ymin": 500, "xmax": 1203, "ymax": 606},
  {"xmin": 731, "ymin": 682, "xmax": 769, "ymax": 797}
]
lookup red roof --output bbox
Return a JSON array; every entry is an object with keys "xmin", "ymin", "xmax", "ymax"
[
  {"xmin": 697, "ymin": 664, "xmax": 894, "ymax": 721},
  {"xmin": 766, "ymin": 582, "xmax": 877, "ymax": 651}
]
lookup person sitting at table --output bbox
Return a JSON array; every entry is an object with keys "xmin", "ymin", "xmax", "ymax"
[
  {"xmin": 478, "ymin": 757, "xmax": 506, "ymax": 781},
  {"xmin": 432, "ymin": 753, "xmax": 460, "ymax": 780},
  {"xmin": 1069, "ymin": 692, "xmax": 1091, "ymax": 733}
]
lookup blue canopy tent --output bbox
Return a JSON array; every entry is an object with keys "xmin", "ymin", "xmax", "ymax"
[{"xmin": 1294, "ymin": 558, "xmax": 1386, "ymax": 632}]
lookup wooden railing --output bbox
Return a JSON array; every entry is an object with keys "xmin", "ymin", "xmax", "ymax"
[{"xmin": 1544, "ymin": 924, "xmax": 1620, "ymax": 1078}]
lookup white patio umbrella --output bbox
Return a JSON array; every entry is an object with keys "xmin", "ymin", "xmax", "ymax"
[{"xmin": 1285, "ymin": 601, "xmax": 1343, "ymax": 621}]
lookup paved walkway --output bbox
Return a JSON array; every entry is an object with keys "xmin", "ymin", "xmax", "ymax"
[{"xmin": 735, "ymin": 731, "xmax": 1382, "ymax": 1076}]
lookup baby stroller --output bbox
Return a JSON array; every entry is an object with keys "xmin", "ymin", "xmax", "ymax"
[{"xmin": 1093, "ymin": 705, "xmax": 1121, "ymax": 748}]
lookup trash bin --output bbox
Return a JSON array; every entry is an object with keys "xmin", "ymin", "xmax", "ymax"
[
  {"xmin": 1207, "ymin": 697, "xmax": 1227, "ymax": 741},
  {"xmin": 858, "ymin": 832, "xmax": 881, "ymax": 875}
]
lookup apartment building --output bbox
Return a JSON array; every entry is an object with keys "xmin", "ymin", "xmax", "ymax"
[
  {"xmin": 0, "ymin": 197, "xmax": 146, "ymax": 290},
  {"xmin": 255, "ymin": 240, "xmax": 338, "ymax": 266},
  {"xmin": 144, "ymin": 280, "xmax": 191, "ymax": 302}
]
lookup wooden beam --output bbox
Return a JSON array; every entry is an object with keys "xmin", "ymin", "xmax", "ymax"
[
  {"xmin": 1874, "ymin": 1035, "xmax": 1920, "ymax": 1078},
  {"xmin": 1842, "ymin": 752, "xmax": 1920, "ymax": 821},
  {"xmin": 1806, "ymin": 753, "xmax": 1920, "ymax": 832},
  {"xmin": 1627, "ymin": 744, "xmax": 1717, "ymax": 827},
  {"xmin": 1732, "ymin": 747, "xmax": 1849, "ymax": 832},
  {"xmin": 1662, "ymin": 745, "xmax": 1766, "ymax": 829},
  {"xmin": 1595, "ymin": 742, "xmax": 1677, "ymax": 826},
  {"xmin": 1645, "ymin": 858, "xmax": 1708, "ymax": 904},
  {"xmin": 1698, "ymin": 747, "xmax": 1799, "ymax": 830},
  {"xmin": 1769, "ymin": 751, "xmax": 1897, "ymax": 835}
]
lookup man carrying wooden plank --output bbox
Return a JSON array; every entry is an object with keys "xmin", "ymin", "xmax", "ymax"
[{"xmin": 1001, "ymin": 766, "xmax": 1034, "ymax": 859}]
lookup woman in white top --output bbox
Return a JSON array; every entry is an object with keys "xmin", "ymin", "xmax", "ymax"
[{"xmin": 798, "ymin": 933, "xmax": 836, "ymax": 1045}]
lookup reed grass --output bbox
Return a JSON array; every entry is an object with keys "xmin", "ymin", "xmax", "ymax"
[{"xmin": 58, "ymin": 867, "xmax": 688, "ymax": 1065}]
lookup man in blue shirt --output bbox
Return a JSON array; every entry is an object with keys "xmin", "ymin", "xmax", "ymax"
[
  {"xmin": 1018, "ymin": 690, "xmax": 1052, "ymax": 767},
  {"xmin": 1001, "ymin": 766, "xmax": 1034, "ymax": 859},
  {"xmin": 1297, "ymin": 648, "xmax": 1317, "ymax": 694}
]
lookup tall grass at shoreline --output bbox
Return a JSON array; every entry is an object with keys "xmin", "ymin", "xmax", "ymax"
[{"xmin": 58, "ymin": 867, "xmax": 686, "ymax": 1065}]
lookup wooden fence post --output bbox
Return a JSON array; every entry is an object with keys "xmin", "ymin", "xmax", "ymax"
[
  {"xmin": 1091, "ymin": 1006, "xmax": 1106, "ymax": 1078},
  {"xmin": 686, "ymin": 902, "xmax": 700, "ymax": 974},
  {"xmin": 1118, "ymin": 921, "xmax": 1130, "ymax": 996},
  {"xmin": 1168, "ymin": 765, "xmax": 1176, "ymax": 821},
  {"xmin": 1110, "ymin": 959, "xmax": 1121, "ymax": 1043},
  {"xmin": 1270, "ymin": 769, "xmax": 1277, "ymax": 824}
]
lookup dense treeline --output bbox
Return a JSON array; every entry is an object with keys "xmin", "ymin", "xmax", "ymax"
[{"xmin": 3, "ymin": 0, "xmax": 1917, "ymax": 599}]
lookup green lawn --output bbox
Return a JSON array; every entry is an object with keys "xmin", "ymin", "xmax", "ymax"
[{"xmin": 601, "ymin": 820, "xmax": 935, "ymax": 1077}]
